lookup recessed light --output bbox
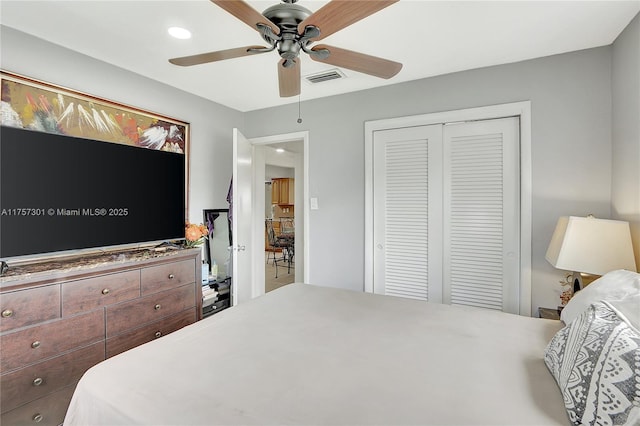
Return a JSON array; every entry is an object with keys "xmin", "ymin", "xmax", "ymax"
[
  {"xmin": 276, "ymin": 148, "xmax": 285, "ymax": 153},
  {"xmin": 168, "ymin": 27, "xmax": 191, "ymax": 40}
]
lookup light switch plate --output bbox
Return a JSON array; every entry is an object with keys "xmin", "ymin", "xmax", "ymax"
[{"xmin": 310, "ymin": 197, "xmax": 319, "ymax": 210}]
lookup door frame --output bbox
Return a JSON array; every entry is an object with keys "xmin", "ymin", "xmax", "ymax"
[
  {"xmin": 248, "ymin": 131, "xmax": 310, "ymax": 299},
  {"xmin": 364, "ymin": 101, "xmax": 532, "ymax": 316}
]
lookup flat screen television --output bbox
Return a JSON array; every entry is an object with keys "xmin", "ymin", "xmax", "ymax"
[{"xmin": 0, "ymin": 125, "xmax": 185, "ymax": 259}]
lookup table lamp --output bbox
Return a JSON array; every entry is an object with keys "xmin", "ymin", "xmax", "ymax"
[{"xmin": 545, "ymin": 215, "xmax": 637, "ymax": 293}]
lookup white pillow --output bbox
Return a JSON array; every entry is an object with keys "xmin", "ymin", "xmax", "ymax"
[
  {"xmin": 545, "ymin": 301, "xmax": 640, "ymax": 425},
  {"xmin": 560, "ymin": 269, "xmax": 640, "ymax": 325},
  {"xmin": 608, "ymin": 293, "xmax": 640, "ymax": 331}
]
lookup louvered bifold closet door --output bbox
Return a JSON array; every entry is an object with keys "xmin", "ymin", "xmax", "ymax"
[
  {"xmin": 373, "ymin": 125, "xmax": 443, "ymax": 302},
  {"xmin": 442, "ymin": 117, "xmax": 520, "ymax": 313}
]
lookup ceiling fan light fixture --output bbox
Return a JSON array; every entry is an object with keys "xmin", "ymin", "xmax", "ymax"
[
  {"xmin": 262, "ymin": 2, "xmax": 312, "ymax": 32},
  {"xmin": 170, "ymin": 0, "xmax": 402, "ymax": 97},
  {"xmin": 278, "ymin": 34, "xmax": 300, "ymax": 60},
  {"xmin": 168, "ymin": 27, "xmax": 192, "ymax": 40}
]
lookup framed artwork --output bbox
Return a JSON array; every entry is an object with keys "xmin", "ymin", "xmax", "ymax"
[{"xmin": 0, "ymin": 70, "xmax": 190, "ymax": 214}]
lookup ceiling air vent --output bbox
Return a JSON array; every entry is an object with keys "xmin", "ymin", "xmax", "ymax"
[{"xmin": 304, "ymin": 69, "xmax": 346, "ymax": 84}]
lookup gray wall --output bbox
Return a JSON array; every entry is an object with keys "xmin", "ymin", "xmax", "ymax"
[
  {"xmin": 0, "ymin": 26, "xmax": 244, "ymax": 225},
  {"xmin": 245, "ymin": 46, "xmax": 615, "ymax": 312},
  {"xmin": 612, "ymin": 13, "xmax": 640, "ymax": 269},
  {"xmin": 266, "ymin": 165, "xmax": 295, "ymax": 180},
  {"xmin": 3, "ymin": 16, "xmax": 637, "ymax": 313}
]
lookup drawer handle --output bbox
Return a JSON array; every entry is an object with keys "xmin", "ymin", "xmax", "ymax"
[
  {"xmin": 31, "ymin": 341, "xmax": 41, "ymax": 349},
  {"xmin": 2, "ymin": 309, "xmax": 13, "ymax": 318},
  {"xmin": 155, "ymin": 331, "xmax": 162, "ymax": 338},
  {"xmin": 154, "ymin": 304, "xmax": 161, "ymax": 310},
  {"xmin": 33, "ymin": 377, "xmax": 44, "ymax": 386},
  {"xmin": 102, "ymin": 288, "xmax": 110, "ymax": 295},
  {"xmin": 32, "ymin": 413, "xmax": 43, "ymax": 423},
  {"xmin": 168, "ymin": 274, "xmax": 175, "ymax": 279}
]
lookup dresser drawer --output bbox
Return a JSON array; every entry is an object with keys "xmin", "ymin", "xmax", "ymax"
[
  {"xmin": 203, "ymin": 298, "xmax": 230, "ymax": 318},
  {"xmin": 141, "ymin": 258, "xmax": 195, "ymax": 295},
  {"xmin": 62, "ymin": 270, "xmax": 140, "ymax": 316},
  {"xmin": 1, "ymin": 383, "xmax": 75, "ymax": 426},
  {"xmin": 1, "ymin": 310, "xmax": 104, "ymax": 373},
  {"xmin": 1, "ymin": 342, "xmax": 103, "ymax": 413},
  {"xmin": 106, "ymin": 308, "xmax": 197, "ymax": 358},
  {"xmin": 106, "ymin": 284, "xmax": 196, "ymax": 337},
  {"xmin": 0, "ymin": 286, "xmax": 60, "ymax": 333}
]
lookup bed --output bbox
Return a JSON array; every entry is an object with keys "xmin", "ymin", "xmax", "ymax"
[{"xmin": 63, "ymin": 270, "xmax": 640, "ymax": 426}]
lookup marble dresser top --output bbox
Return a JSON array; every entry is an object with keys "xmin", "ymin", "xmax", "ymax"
[{"xmin": 0, "ymin": 245, "xmax": 196, "ymax": 287}]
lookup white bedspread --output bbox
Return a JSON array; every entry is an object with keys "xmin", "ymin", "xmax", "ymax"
[{"xmin": 64, "ymin": 283, "xmax": 568, "ymax": 425}]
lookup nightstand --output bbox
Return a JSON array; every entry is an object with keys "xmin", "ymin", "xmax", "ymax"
[{"xmin": 538, "ymin": 307, "xmax": 561, "ymax": 320}]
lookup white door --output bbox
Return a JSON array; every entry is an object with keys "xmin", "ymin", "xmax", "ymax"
[
  {"xmin": 373, "ymin": 125, "xmax": 443, "ymax": 301},
  {"xmin": 442, "ymin": 117, "xmax": 520, "ymax": 313},
  {"xmin": 372, "ymin": 117, "xmax": 521, "ymax": 313},
  {"xmin": 232, "ymin": 128, "xmax": 253, "ymax": 305}
]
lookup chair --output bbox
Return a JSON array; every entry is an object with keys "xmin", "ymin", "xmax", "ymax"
[
  {"xmin": 279, "ymin": 217, "xmax": 295, "ymax": 271},
  {"xmin": 265, "ymin": 219, "xmax": 290, "ymax": 278},
  {"xmin": 280, "ymin": 217, "xmax": 295, "ymax": 236},
  {"xmin": 265, "ymin": 219, "xmax": 280, "ymax": 265}
]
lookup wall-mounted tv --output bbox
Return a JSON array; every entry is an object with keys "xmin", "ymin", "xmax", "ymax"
[{"xmin": 0, "ymin": 126, "xmax": 185, "ymax": 259}]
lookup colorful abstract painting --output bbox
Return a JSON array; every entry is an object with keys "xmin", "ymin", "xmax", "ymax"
[{"xmin": 0, "ymin": 71, "xmax": 189, "ymax": 154}]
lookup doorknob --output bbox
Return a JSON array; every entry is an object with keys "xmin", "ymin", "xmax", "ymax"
[{"xmin": 377, "ymin": 244, "xmax": 383, "ymax": 249}]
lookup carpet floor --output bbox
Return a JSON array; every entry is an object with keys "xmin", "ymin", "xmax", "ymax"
[{"xmin": 265, "ymin": 252, "xmax": 295, "ymax": 293}]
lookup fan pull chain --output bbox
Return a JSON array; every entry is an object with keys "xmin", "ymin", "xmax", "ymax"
[{"xmin": 297, "ymin": 94, "xmax": 303, "ymax": 124}]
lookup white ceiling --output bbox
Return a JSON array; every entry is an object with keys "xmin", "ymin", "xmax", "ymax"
[{"xmin": 1, "ymin": 1, "xmax": 638, "ymax": 112}]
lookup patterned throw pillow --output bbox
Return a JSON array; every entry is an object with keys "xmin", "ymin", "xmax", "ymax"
[{"xmin": 544, "ymin": 302, "xmax": 640, "ymax": 425}]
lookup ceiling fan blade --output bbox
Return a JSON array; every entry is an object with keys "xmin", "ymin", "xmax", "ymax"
[
  {"xmin": 211, "ymin": 0, "xmax": 279, "ymax": 35},
  {"xmin": 169, "ymin": 46, "xmax": 270, "ymax": 66},
  {"xmin": 278, "ymin": 59, "xmax": 300, "ymax": 98},
  {"xmin": 298, "ymin": 0, "xmax": 398, "ymax": 41},
  {"xmin": 310, "ymin": 44, "xmax": 402, "ymax": 79}
]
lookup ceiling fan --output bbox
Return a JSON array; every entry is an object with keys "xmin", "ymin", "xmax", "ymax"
[{"xmin": 169, "ymin": 0, "xmax": 403, "ymax": 97}]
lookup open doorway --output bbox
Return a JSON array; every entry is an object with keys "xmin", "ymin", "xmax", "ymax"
[
  {"xmin": 265, "ymin": 164, "xmax": 295, "ymax": 292},
  {"xmin": 248, "ymin": 131, "xmax": 309, "ymax": 299}
]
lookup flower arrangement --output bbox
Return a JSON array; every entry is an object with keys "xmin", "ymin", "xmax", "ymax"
[
  {"xmin": 559, "ymin": 288, "xmax": 572, "ymax": 306},
  {"xmin": 184, "ymin": 222, "xmax": 208, "ymax": 248}
]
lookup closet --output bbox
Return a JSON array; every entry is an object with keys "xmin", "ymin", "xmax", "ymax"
[{"xmin": 371, "ymin": 116, "xmax": 521, "ymax": 314}]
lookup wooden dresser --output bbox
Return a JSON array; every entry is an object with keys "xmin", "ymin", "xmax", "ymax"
[{"xmin": 0, "ymin": 248, "xmax": 202, "ymax": 425}]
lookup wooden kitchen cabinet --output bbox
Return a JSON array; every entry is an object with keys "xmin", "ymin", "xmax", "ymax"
[
  {"xmin": 271, "ymin": 178, "xmax": 294, "ymax": 205},
  {"xmin": 271, "ymin": 178, "xmax": 281, "ymax": 204}
]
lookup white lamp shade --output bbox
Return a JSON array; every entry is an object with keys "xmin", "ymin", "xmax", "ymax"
[{"xmin": 545, "ymin": 216, "xmax": 637, "ymax": 275}]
